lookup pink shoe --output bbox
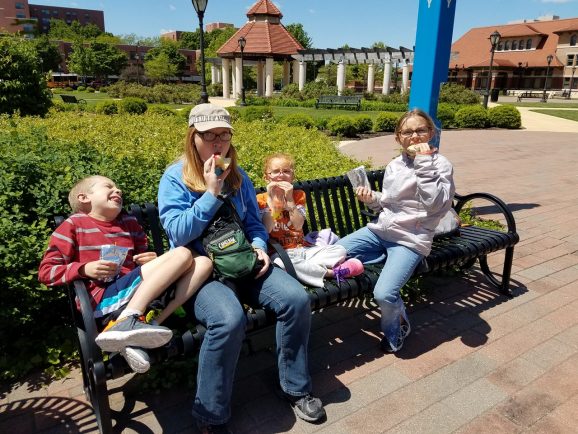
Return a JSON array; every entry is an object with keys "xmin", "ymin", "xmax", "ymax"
[{"xmin": 333, "ymin": 258, "xmax": 364, "ymax": 284}]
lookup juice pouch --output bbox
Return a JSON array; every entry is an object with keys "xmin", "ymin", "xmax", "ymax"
[
  {"xmin": 346, "ymin": 166, "xmax": 371, "ymax": 190},
  {"xmin": 100, "ymin": 244, "xmax": 130, "ymax": 282}
]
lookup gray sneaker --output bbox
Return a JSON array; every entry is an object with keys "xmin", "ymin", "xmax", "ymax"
[
  {"xmin": 381, "ymin": 322, "xmax": 411, "ymax": 353},
  {"xmin": 95, "ymin": 314, "xmax": 172, "ymax": 352},
  {"xmin": 120, "ymin": 346, "xmax": 150, "ymax": 373},
  {"xmin": 282, "ymin": 392, "xmax": 326, "ymax": 423}
]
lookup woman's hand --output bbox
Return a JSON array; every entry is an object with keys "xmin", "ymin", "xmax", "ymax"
[
  {"xmin": 203, "ymin": 157, "xmax": 230, "ymax": 197},
  {"xmin": 254, "ymin": 248, "xmax": 270, "ymax": 278},
  {"xmin": 133, "ymin": 251, "xmax": 157, "ymax": 265},
  {"xmin": 355, "ymin": 186, "xmax": 374, "ymax": 204},
  {"xmin": 80, "ymin": 260, "xmax": 118, "ymax": 280}
]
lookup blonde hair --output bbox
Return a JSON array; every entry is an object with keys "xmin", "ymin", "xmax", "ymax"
[
  {"xmin": 68, "ymin": 175, "xmax": 103, "ymax": 213},
  {"xmin": 394, "ymin": 109, "xmax": 439, "ymax": 145},
  {"xmin": 263, "ymin": 153, "xmax": 295, "ymax": 176},
  {"xmin": 181, "ymin": 127, "xmax": 242, "ymax": 192}
]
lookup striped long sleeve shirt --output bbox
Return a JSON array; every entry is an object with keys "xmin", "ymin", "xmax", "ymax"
[{"xmin": 38, "ymin": 212, "xmax": 148, "ymax": 307}]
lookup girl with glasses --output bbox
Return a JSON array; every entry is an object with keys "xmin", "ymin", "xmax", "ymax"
[{"xmin": 337, "ymin": 109, "xmax": 455, "ymax": 353}]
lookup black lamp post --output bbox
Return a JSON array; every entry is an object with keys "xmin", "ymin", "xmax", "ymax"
[
  {"xmin": 569, "ymin": 65, "xmax": 576, "ymax": 99},
  {"xmin": 483, "ymin": 30, "xmax": 501, "ymax": 109},
  {"xmin": 191, "ymin": 0, "xmax": 209, "ymax": 103},
  {"xmin": 238, "ymin": 36, "xmax": 246, "ymax": 106},
  {"xmin": 541, "ymin": 54, "xmax": 554, "ymax": 103}
]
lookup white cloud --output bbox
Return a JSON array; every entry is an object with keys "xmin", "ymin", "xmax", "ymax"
[
  {"xmin": 540, "ymin": 0, "xmax": 573, "ymax": 4},
  {"xmin": 169, "ymin": 4, "xmax": 176, "ymax": 11},
  {"xmin": 160, "ymin": 29, "xmax": 175, "ymax": 35},
  {"xmin": 309, "ymin": 9, "xmax": 315, "ymax": 14}
]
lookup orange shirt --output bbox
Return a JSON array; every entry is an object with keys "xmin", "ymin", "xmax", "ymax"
[{"xmin": 257, "ymin": 190, "xmax": 307, "ymax": 249}]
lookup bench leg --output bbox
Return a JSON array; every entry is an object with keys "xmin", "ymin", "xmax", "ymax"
[{"xmin": 478, "ymin": 246, "xmax": 514, "ymax": 298}]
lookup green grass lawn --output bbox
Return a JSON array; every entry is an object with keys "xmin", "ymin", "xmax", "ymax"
[
  {"xmin": 501, "ymin": 101, "xmax": 578, "ymax": 109},
  {"xmin": 530, "ymin": 109, "xmax": 578, "ymax": 122}
]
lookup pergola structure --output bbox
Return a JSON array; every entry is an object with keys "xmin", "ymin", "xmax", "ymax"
[{"xmin": 210, "ymin": 0, "xmax": 414, "ymax": 97}]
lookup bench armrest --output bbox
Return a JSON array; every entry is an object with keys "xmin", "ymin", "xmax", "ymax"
[
  {"xmin": 70, "ymin": 280, "xmax": 100, "ymax": 343},
  {"xmin": 454, "ymin": 192, "xmax": 517, "ymax": 233}
]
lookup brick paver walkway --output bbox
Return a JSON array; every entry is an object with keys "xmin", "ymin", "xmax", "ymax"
[{"xmin": 1, "ymin": 119, "xmax": 577, "ymax": 433}]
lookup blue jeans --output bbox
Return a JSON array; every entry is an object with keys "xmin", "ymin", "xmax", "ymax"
[
  {"xmin": 337, "ymin": 227, "xmax": 423, "ymax": 350},
  {"xmin": 189, "ymin": 266, "xmax": 312, "ymax": 425}
]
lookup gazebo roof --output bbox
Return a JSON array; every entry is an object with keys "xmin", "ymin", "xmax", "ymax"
[
  {"xmin": 292, "ymin": 47, "xmax": 414, "ymax": 64},
  {"xmin": 217, "ymin": 0, "xmax": 303, "ymax": 60}
]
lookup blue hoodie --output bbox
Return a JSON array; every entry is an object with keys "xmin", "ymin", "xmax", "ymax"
[{"xmin": 158, "ymin": 159, "xmax": 268, "ymax": 254}]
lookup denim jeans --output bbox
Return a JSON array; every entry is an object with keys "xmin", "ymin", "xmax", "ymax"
[
  {"xmin": 189, "ymin": 266, "xmax": 312, "ymax": 425},
  {"xmin": 337, "ymin": 227, "xmax": 423, "ymax": 350}
]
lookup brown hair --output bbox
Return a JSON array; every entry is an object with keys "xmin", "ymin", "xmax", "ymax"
[
  {"xmin": 181, "ymin": 127, "xmax": 242, "ymax": 192},
  {"xmin": 263, "ymin": 152, "xmax": 295, "ymax": 177},
  {"xmin": 394, "ymin": 108, "xmax": 439, "ymax": 145},
  {"xmin": 68, "ymin": 175, "xmax": 103, "ymax": 213}
]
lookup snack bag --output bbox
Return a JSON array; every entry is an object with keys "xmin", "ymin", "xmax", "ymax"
[
  {"xmin": 213, "ymin": 153, "xmax": 231, "ymax": 176},
  {"xmin": 100, "ymin": 244, "xmax": 129, "ymax": 282},
  {"xmin": 346, "ymin": 166, "xmax": 371, "ymax": 190},
  {"xmin": 271, "ymin": 196, "xmax": 284, "ymax": 220}
]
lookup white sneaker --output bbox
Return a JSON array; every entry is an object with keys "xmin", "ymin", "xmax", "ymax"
[{"xmin": 120, "ymin": 346, "xmax": 150, "ymax": 373}]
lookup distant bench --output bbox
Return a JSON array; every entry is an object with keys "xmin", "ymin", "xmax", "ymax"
[
  {"xmin": 315, "ymin": 95, "xmax": 361, "ymax": 110},
  {"xmin": 60, "ymin": 94, "xmax": 87, "ymax": 105},
  {"xmin": 517, "ymin": 91, "xmax": 545, "ymax": 102}
]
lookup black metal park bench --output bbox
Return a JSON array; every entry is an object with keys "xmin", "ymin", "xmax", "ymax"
[
  {"xmin": 517, "ymin": 91, "xmax": 545, "ymax": 102},
  {"xmin": 54, "ymin": 169, "xmax": 519, "ymax": 433},
  {"xmin": 315, "ymin": 95, "xmax": 362, "ymax": 110},
  {"xmin": 60, "ymin": 94, "xmax": 87, "ymax": 105}
]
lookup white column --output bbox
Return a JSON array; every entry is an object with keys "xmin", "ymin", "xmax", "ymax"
[
  {"xmin": 216, "ymin": 67, "xmax": 222, "ymax": 84},
  {"xmin": 292, "ymin": 60, "xmax": 299, "ymax": 84},
  {"xmin": 222, "ymin": 58, "xmax": 230, "ymax": 98},
  {"xmin": 231, "ymin": 62, "xmax": 236, "ymax": 99},
  {"xmin": 382, "ymin": 60, "xmax": 391, "ymax": 95},
  {"xmin": 367, "ymin": 63, "xmax": 375, "ymax": 93},
  {"xmin": 210, "ymin": 64, "xmax": 217, "ymax": 85},
  {"xmin": 402, "ymin": 62, "xmax": 410, "ymax": 93},
  {"xmin": 265, "ymin": 57, "xmax": 274, "ymax": 97},
  {"xmin": 337, "ymin": 60, "xmax": 345, "ymax": 95},
  {"xmin": 235, "ymin": 57, "xmax": 242, "ymax": 99},
  {"xmin": 283, "ymin": 61, "xmax": 290, "ymax": 87},
  {"xmin": 298, "ymin": 61, "xmax": 306, "ymax": 91},
  {"xmin": 256, "ymin": 60, "xmax": 264, "ymax": 96}
]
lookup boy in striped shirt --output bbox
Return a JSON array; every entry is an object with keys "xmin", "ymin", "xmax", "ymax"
[{"xmin": 39, "ymin": 175, "xmax": 212, "ymax": 372}]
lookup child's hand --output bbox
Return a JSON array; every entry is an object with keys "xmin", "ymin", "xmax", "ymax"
[
  {"xmin": 275, "ymin": 181, "xmax": 294, "ymax": 200},
  {"xmin": 355, "ymin": 186, "xmax": 374, "ymax": 204},
  {"xmin": 133, "ymin": 252, "xmax": 157, "ymax": 265},
  {"xmin": 406, "ymin": 143, "xmax": 434, "ymax": 157},
  {"xmin": 81, "ymin": 260, "xmax": 118, "ymax": 280}
]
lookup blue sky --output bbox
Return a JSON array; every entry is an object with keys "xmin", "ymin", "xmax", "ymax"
[{"xmin": 38, "ymin": 0, "xmax": 578, "ymax": 47}]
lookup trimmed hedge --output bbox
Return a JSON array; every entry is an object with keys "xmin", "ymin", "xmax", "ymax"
[
  {"xmin": 454, "ymin": 105, "xmax": 489, "ymax": 128},
  {"xmin": 374, "ymin": 112, "xmax": 402, "ymax": 132},
  {"xmin": 488, "ymin": 105, "xmax": 521, "ymax": 129}
]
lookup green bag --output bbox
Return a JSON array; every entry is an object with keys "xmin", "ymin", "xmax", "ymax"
[{"xmin": 201, "ymin": 197, "xmax": 260, "ymax": 280}]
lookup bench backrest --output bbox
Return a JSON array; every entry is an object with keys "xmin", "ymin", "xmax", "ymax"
[
  {"xmin": 128, "ymin": 169, "xmax": 386, "ymax": 256},
  {"xmin": 60, "ymin": 95, "xmax": 78, "ymax": 103}
]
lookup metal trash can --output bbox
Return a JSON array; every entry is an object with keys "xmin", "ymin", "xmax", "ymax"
[{"xmin": 490, "ymin": 88, "xmax": 500, "ymax": 102}]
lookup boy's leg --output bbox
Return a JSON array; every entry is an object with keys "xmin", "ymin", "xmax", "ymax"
[{"xmin": 155, "ymin": 254, "xmax": 213, "ymax": 324}]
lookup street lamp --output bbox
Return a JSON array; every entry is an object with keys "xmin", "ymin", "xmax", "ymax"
[
  {"xmin": 569, "ymin": 65, "xmax": 576, "ymax": 99},
  {"xmin": 191, "ymin": 0, "xmax": 209, "ymax": 103},
  {"xmin": 541, "ymin": 54, "xmax": 554, "ymax": 103},
  {"xmin": 238, "ymin": 36, "xmax": 246, "ymax": 106},
  {"xmin": 483, "ymin": 30, "xmax": 501, "ymax": 109}
]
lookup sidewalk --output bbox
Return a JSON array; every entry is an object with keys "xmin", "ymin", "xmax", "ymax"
[{"xmin": 2, "ymin": 113, "xmax": 578, "ymax": 434}]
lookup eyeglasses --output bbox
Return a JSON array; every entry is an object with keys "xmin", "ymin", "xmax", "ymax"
[
  {"xmin": 197, "ymin": 131, "xmax": 233, "ymax": 142},
  {"xmin": 399, "ymin": 128, "xmax": 431, "ymax": 138},
  {"xmin": 267, "ymin": 169, "xmax": 294, "ymax": 176}
]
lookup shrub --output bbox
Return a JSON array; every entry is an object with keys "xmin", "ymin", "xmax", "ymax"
[
  {"xmin": 281, "ymin": 83, "xmax": 302, "ymax": 100},
  {"xmin": 208, "ymin": 83, "xmax": 223, "ymax": 97},
  {"xmin": 454, "ymin": 105, "xmax": 489, "ymax": 128},
  {"xmin": 76, "ymin": 85, "xmax": 86, "ymax": 92},
  {"xmin": 354, "ymin": 115, "xmax": 373, "ymax": 134},
  {"xmin": 439, "ymin": 83, "xmax": 481, "ymax": 105},
  {"xmin": 361, "ymin": 100, "xmax": 408, "ymax": 112},
  {"xmin": 119, "ymin": 97, "xmax": 148, "ymax": 115},
  {"xmin": 240, "ymin": 106, "xmax": 274, "ymax": 122},
  {"xmin": 95, "ymin": 100, "xmax": 119, "ymax": 115},
  {"xmin": 488, "ymin": 105, "xmax": 521, "ymax": 129},
  {"xmin": 86, "ymin": 86, "xmax": 96, "ymax": 93},
  {"xmin": 436, "ymin": 103, "xmax": 456, "ymax": 129},
  {"xmin": 315, "ymin": 117, "xmax": 329, "ymax": 131},
  {"xmin": 327, "ymin": 115, "xmax": 357, "ymax": 137},
  {"xmin": 281, "ymin": 113, "xmax": 315, "ymax": 129},
  {"xmin": 147, "ymin": 106, "xmax": 177, "ymax": 117},
  {"xmin": 374, "ymin": 112, "xmax": 401, "ymax": 132}
]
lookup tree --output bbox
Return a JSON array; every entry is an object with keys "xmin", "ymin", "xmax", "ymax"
[
  {"xmin": 48, "ymin": 19, "xmax": 105, "ymax": 42},
  {"xmin": 179, "ymin": 30, "xmax": 201, "ymax": 50},
  {"xmin": 0, "ymin": 36, "xmax": 52, "ymax": 116},
  {"xmin": 33, "ymin": 35, "xmax": 62, "ymax": 72},
  {"xmin": 91, "ymin": 42, "xmax": 127, "ymax": 80},
  {"xmin": 144, "ymin": 52, "xmax": 178, "ymax": 82},
  {"xmin": 145, "ymin": 40, "xmax": 186, "ymax": 77},
  {"xmin": 285, "ymin": 23, "xmax": 312, "ymax": 49},
  {"xmin": 67, "ymin": 41, "xmax": 96, "ymax": 83}
]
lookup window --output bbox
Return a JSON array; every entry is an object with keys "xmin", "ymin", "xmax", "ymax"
[
  {"xmin": 571, "ymin": 34, "xmax": 577, "ymax": 46},
  {"xmin": 16, "ymin": 13, "xmax": 25, "ymax": 18},
  {"xmin": 568, "ymin": 55, "xmax": 575, "ymax": 66},
  {"xmin": 519, "ymin": 39, "xmax": 524, "ymax": 50},
  {"xmin": 497, "ymin": 42, "xmax": 503, "ymax": 51},
  {"xmin": 15, "ymin": 2, "xmax": 25, "ymax": 9},
  {"xmin": 526, "ymin": 39, "xmax": 532, "ymax": 49},
  {"xmin": 504, "ymin": 40, "xmax": 510, "ymax": 50},
  {"xmin": 512, "ymin": 40, "xmax": 518, "ymax": 50}
]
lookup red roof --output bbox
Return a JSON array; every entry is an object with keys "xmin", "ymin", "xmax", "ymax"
[
  {"xmin": 450, "ymin": 17, "xmax": 578, "ymax": 69},
  {"xmin": 217, "ymin": 0, "xmax": 302, "ymax": 58}
]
